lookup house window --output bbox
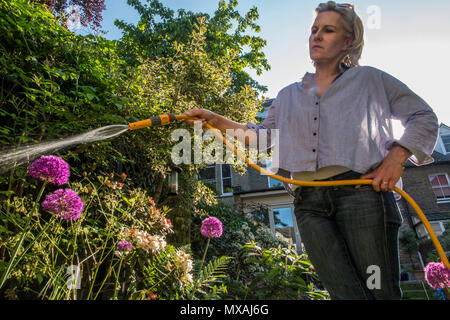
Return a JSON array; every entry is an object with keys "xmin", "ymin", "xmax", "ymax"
[
  {"xmin": 442, "ymin": 135, "xmax": 450, "ymax": 153},
  {"xmin": 198, "ymin": 165, "xmax": 218, "ymax": 194},
  {"xmin": 428, "ymin": 174, "xmax": 450, "ymax": 203},
  {"xmin": 268, "ymin": 177, "xmax": 283, "ymax": 188},
  {"xmin": 269, "ymin": 206, "xmax": 301, "ymax": 252},
  {"xmin": 265, "ymin": 159, "xmax": 283, "ymax": 188},
  {"xmin": 221, "ymin": 164, "xmax": 233, "ymax": 196},
  {"xmin": 416, "ymin": 221, "xmax": 445, "ymax": 239}
]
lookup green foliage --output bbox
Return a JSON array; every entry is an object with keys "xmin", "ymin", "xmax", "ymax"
[
  {"xmin": 115, "ymin": 0, "xmax": 270, "ymax": 94},
  {"xmin": 400, "ymin": 229, "xmax": 419, "ymax": 254},
  {"xmin": 182, "ymin": 255, "xmax": 231, "ymax": 300},
  {"xmin": 189, "ymin": 202, "xmax": 329, "ymax": 300},
  {"xmin": 0, "ymin": 169, "xmax": 187, "ymax": 299},
  {"xmin": 0, "ymin": 0, "xmax": 310, "ymax": 301},
  {"xmin": 0, "ymin": 0, "xmax": 262, "ymax": 233},
  {"xmin": 420, "ymin": 222, "xmax": 450, "ymax": 264},
  {"xmin": 234, "ymin": 242, "xmax": 329, "ymax": 300},
  {"xmin": 0, "ymin": 0, "xmax": 130, "ymax": 179}
]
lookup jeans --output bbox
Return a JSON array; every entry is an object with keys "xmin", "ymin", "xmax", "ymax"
[{"xmin": 293, "ymin": 170, "xmax": 403, "ymax": 300}]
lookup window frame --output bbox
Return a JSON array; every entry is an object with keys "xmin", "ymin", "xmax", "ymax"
[
  {"xmin": 220, "ymin": 164, "xmax": 233, "ymax": 196},
  {"xmin": 268, "ymin": 205, "xmax": 302, "ymax": 252},
  {"xmin": 428, "ymin": 173, "xmax": 450, "ymax": 204},
  {"xmin": 417, "ymin": 221, "xmax": 446, "ymax": 239},
  {"xmin": 265, "ymin": 159, "xmax": 283, "ymax": 189},
  {"xmin": 441, "ymin": 134, "xmax": 450, "ymax": 154}
]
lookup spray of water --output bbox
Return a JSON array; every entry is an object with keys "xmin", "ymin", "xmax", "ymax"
[{"xmin": 0, "ymin": 125, "xmax": 129, "ymax": 174}]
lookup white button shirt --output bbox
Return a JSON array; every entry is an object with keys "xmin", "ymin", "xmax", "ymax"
[{"xmin": 247, "ymin": 64, "xmax": 439, "ymax": 196}]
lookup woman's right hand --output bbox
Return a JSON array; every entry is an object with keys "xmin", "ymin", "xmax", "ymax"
[{"xmin": 181, "ymin": 108, "xmax": 216, "ymax": 128}]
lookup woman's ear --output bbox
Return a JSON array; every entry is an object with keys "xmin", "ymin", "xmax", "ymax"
[{"xmin": 343, "ymin": 36, "xmax": 354, "ymax": 51}]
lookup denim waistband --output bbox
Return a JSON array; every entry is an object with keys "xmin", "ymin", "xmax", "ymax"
[
  {"xmin": 313, "ymin": 170, "xmax": 362, "ymax": 181},
  {"xmin": 294, "ymin": 170, "xmax": 363, "ymax": 197}
]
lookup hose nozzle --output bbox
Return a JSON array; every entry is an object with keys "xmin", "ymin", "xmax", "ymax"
[
  {"xmin": 129, "ymin": 113, "xmax": 179, "ymax": 130},
  {"xmin": 128, "ymin": 113, "xmax": 198, "ymax": 130}
]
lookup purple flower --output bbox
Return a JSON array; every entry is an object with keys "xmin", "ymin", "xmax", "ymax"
[
  {"xmin": 28, "ymin": 155, "xmax": 70, "ymax": 185},
  {"xmin": 201, "ymin": 217, "xmax": 223, "ymax": 238},
  {"xmin": 424, "ymin": 262, "xmax": 450, "ymax": 290},
  {"xmin": 117, "ymin": 241, "xmax": 133, "ymax": 252},
  {"xmin": 41, "ymin": 189, "xmax": 84, "ymax": 221}
]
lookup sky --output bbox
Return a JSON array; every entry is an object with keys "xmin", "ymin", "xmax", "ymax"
[{"xmin": 90, "ymin": 0, "xmax": 450, "ymax": 137}]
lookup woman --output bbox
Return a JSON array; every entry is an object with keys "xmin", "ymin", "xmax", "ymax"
[{"xmin": 182, "ymin": 2, "xmax": 439, "ymax": 299}]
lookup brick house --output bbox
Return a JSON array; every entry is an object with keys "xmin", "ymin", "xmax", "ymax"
[
  {"xmin": 396, "ymin": 123, "xmax": 450, "ymax": 278},
  {"xmin": 198, "ymin": 103, "xmax": 450, "ymax": 277}
]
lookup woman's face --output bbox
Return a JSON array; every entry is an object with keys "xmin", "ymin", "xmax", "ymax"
[{"xmin": 309, "ymin": 11, "xmax": 353, "ymax": 66}]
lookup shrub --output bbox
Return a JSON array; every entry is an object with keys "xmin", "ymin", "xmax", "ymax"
[
  {"xmin": 0, "ymin": 156, "xmax": 192, "ymax": 299},
  {"xmin": 190, "ymin": 202, "xmax": 329, "ymax": 300}
]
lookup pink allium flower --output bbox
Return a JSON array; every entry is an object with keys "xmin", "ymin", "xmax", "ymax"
[
  {"xmin": 200, "ymin": 217, "xmax": 223, "ymax": 238},
  {"xmin": 28, "ymin": 155, "xmax": 70, "ymax": 185},
  {"xmin": 117, "ymin": 241, "xmax": 133, "ymax": 252},
  {"xmin": 424, "ymin": 262, "xmax": 450, "ymax": 290},
  {"xmin": 41, "ymin": 188, "xmax": 84, "ymax": 221}
]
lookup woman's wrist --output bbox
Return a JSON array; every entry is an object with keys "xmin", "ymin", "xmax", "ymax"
[{"xmin": 388, "ymin": 145, "xmax": 412, "ymax": 166}]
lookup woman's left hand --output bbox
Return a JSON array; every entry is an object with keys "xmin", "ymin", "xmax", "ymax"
[{"xmin": 356, "ymin": 145, "xmax": 412, "ymax": 192}]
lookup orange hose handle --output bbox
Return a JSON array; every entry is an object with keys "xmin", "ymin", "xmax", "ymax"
[{"xmin": 128, "ymin": 114, "xmax": 450, "ymax": 269}]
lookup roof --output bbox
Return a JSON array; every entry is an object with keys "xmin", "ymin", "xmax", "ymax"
[{"xmin": 440, "ymin": 122, "xmax": 450, "ymax": 130}]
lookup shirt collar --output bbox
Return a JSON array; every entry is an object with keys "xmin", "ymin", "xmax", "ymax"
[{"xmin": 301, "ymin": 62, "xmax": 352, "ymax": 89}]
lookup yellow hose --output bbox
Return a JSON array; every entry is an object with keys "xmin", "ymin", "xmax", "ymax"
[{"xmin": 129, "ymin": 114, "xmax": 450, "ymax": 269}]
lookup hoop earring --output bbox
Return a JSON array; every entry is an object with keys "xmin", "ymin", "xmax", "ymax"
[{"xmin": 342, "ymin": 54, "xmax": 352, "ymax": 67}]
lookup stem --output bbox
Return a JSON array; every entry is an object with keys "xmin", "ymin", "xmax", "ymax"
[
  {"xmin": 148, "ymin": 268, "xmax": 175, "ymax": 292},
  {"xmin": 113, "ymin": 257, "xmax": 124, "ymax": 300},
  {"xmin": 10, "ymin": 217, "xmax": 54, "ymax": 273},
  {"xmin": 191, "ymin": 237, "xmax": 211, "ymax": 298},
  {"xmin": 93, "ymin": 253, "xmax": 119, "ymax": 300},
  {"xmin": 0, "ymin": 181, "xmax": 47, "ymax": 289},
  {"xmin": 87, "ymin": 231, "xmax": 115, "ymax": 300},
  {"xmin": 199, "ymin": 238, "xmax": 211, "ymax": 275},
  {"xmin": 420, "ymin": 281, "xmax": 430, "ymax": 300}
]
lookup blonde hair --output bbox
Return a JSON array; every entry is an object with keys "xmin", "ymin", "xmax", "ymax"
[{"xmin": 315, "ymin": 1, "xmax": 364, "ymax": 67}]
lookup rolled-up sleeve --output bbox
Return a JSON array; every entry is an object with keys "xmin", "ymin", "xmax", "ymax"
[
  {"xmin": 246, "ymin": 97, "xmax": 279, "ymax": 152},
  {"xmin": 381, "ymin": 71, "xmax": 439, "ymax": 166}
]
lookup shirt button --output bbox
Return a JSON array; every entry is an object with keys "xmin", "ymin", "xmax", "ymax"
[
  {"xmin": 315, "ymin": 102, "xmax": 319, "ymax": 105},
  {"xmin": 313, "ymin": 133, "xmax": 317, "ymax": 136},
  {"xmin": 314, "ymin": 117, "xmax": 317, "ymax": 121},
  {"xmin": 313, "ymin": 149, "xmax": 316, "ymax": 152}
]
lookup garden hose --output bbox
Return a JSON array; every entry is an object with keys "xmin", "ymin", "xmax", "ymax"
[{"xmin": 129, "ymin": 114, "xmax": 450, "ymax": 269}]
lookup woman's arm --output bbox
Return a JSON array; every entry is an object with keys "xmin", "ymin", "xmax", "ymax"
[
  {"xmin": 359, "ymin": 70, "xmax": 439, "ymax": 192},
  {"xmin": 359, "ymin": 144, "xmax": 412, "ymax": 192},
  {"xmin": 381, "ymin": 70, "xmax": 439, "ymax": 165},
  {"xmin": 181, "ymin": 108, "xmax": 256, "ymax": 146}
]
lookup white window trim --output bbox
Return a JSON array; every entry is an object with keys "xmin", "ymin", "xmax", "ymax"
[
  {"xmin": 428, "ymin": 172, "xmax": 450, "ymax": 203},
  {"xmin": 423, "ymin": 221, "xmax": 446, "ymax": 240},
  {"xmin": 439, "ymin": 134, "xmax": 450, "ymax": 154},
  {"xmin": 268, "ymin": 204, "xmax": 302, "ymax": 253},
  {"xmin": 220, "ymin": 164, "xmax": 233, "ymax": 197}
]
